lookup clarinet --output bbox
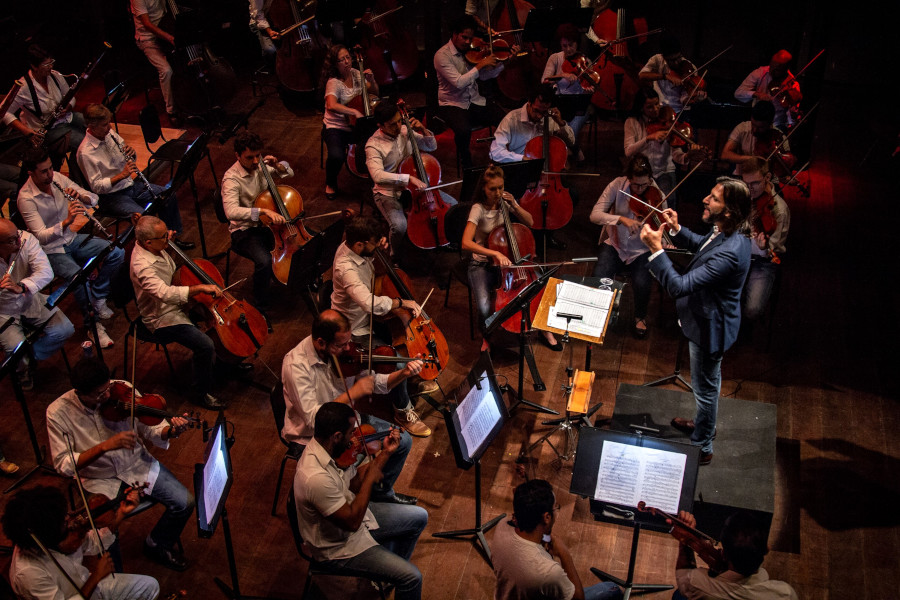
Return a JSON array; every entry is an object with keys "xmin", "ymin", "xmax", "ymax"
[
  {"xmin": 52, "ymin": 181, "xmax": 112, "ymax": 240},
  {"xmin": 107, "ymin": 134, "xmax": 161, "ymax": 202}
]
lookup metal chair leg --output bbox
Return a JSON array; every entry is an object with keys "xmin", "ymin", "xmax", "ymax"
[{"xmin": 273, "ymin": 455, "xmax": 289, "ymax": 516}]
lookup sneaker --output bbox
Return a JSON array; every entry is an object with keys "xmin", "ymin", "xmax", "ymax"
[
  {"xmin": 91, "ymin": 298, "xmax": 114, "ymax": 320},
  {"xmin": 94, "ymin": 323, "xmax": 114, "ymax": 348},
  {"xmin": 394, "ymin": 407, "xmax": 432, "ymax": 437}
]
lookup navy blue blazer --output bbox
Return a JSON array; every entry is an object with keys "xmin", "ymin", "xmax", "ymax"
[{"xmin": 647, "ymin": 226, "xmax": 751, "ymax": 354}]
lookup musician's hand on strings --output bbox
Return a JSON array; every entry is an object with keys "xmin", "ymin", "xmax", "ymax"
[
  {"xmin": 117, "ymin": 487, "xmax": 143, "ymax": 517},
  {"xmin": 548, "ymin": 108, "xmax": 565, "ymax": 127},
  {"xmin": 639, "ymin": 223, "xmax": 665, "ymax": 253},
  {"xmin": 376, "ymin": 236, "xmax": 389, "ymax": 252},
  {"xmin": 675, "ymin": 510, "xmax": 696, "ymax": 529},
  {"xmin": 618, "ymin": 216, "xmax": 641, "ymax": 235},
  {"xmin": 407, "ymin": 117, "xmax": 426, "ymax": 135},
  {"xmin": 168, "ymin": 416, "xmax": 190, "ymax": 438},
  {"xmin": 363, "ymin": 68, "xmax": 375, "ymax": 83},
  {"xmin": 408, "ymin": 176, "xmax": 427, "ymax": 191},
  {"xmin": 398, "ymin": 299, "xmax": 422, "ymax": 318},
  {"xmin": 401, "ymin": 358, "xmax": 424, "ymax": 378},
  {"xmin": 103, "ymin": 431, "xmax": 138, "ymax": 452},
  {"xmin": 382, "ymin": 427, "xmax": 402, "ymax": 455},
  {"xmin": 261, "ymin": 208, "xmax": 286, "ymax": 224},
  {"xmin": 665, "ymin": 71, "xmax": 684, "ymax": 86}
]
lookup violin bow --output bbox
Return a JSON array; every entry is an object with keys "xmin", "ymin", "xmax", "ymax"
[
  {"xmin": 62, "ymin": 432, "xmax": 112, "ymax": 574},
  {"xmin": 664, "ymin": 70, "xmax": 707, "ymax": 141},
  {"xmin": 764, "ymin": 101, "xmax": 819, "ymax": 161},
  {"xmin": 328, "ymin": 353, "xmax": 378, "ymax": 463},
  {"xmin": 630, "ymin": 159, "xmax": 706, "ymax": 229},
  {"xmin": 368, "ymin": 270, "xmax": 375, "ymax": 377},
  {"xmin": 27, "ymin": 530, "xmax": 89, "ymax": 599},
  {"xmin": 771, "ymin": 48, "xmax": 825, "ymax": 100}
]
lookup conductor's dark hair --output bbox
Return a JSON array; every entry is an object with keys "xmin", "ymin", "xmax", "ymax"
[
  {"xmin": 750, "ymin": 100, "xmax": 776, "ymax": 124},
  {"xmin": 71, "ymin": 357, "xmax": 111, "ymax": 394},
  {"xmin": 512, "ymin": 479, "xmax": 555, "ymax": 532},
  {"xmin": 311, "ymin": 309, "xmax": 350, "ymax": 345},
  {"xmin": 26, "ymin": 45, "xmax": 52, "ymax": 68},
  {"xmin": 314, "ymin": 401, "xmax": 356, "ymax": 439},
  {"xmin": 233, "ymin": 130, "xmax": 263, "ymax": 155},
  {"xmin": 624, "ymin": 153, "xmax": 653, "ymax": 179},
  {"xmin": 715, "ymin": 176, "xmax": 750, "ymax": 236},
  {"xmin": 373, "ymin": 100, "xmax": 399, "ymax": 126},
  {"xmin": 720, "ymin": 511, "xmax": 769, "ymax": 576},
  {"xmin": 22, "ymin": 147, "xmax": 52, "ymax": 174},
  {"xmin": 344, "ymin": 214, "xmax": 383, "ymax": 246},
  {"xmin": 2, "ymin": 486, "xmax": 68, "ymax": 552},
  {"xmin": 451, "ymin": 14, "xmax": 479, "ymax": 35},
  {"xmin": 529, "ymin": 83, "xmax": 557, "ymax": 106}
]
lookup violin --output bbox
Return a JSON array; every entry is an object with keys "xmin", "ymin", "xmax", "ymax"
[
  {"xmin": 672, "ymin": 59, "xmax": 707, "ymax": 98},
  {"xmin": 334, "ymin": 343, "xmax": 438, "ymax": 378},
  {"xmin": 637, "ymin": 502, "xmax": 729, "ymax": 574},
  {"xmin": 68, "ymin": 482, "xmax": 149, "ymax": 533},
  {"xmin": 750, "ymin": 192, "xmax": 781, "ymax": 265},
  {"xmin": 101, "ymin": 381, "xmax": 205, "ymax": 429},
  {"xmin": 396, "ymin": 100, "xmax": 454, "ymax": 250},
  {"xmin": 465, "ymin": 34, "xmax": 522, "ymax": 65},
  {"xmin": 560, "ymin": 54, "xmax": 600, "ymax": 91},
  {"xmin": 646, "ymin": 106, "xmax": 710, "ymax": 158},
  {"xmin": 373, "ymin": 247, "xmax": 449, "ymax": 382},
  {"xmin": 254, "ymin": 160, "xmax": 312, "ymax": 285},
  {"xmin": 519, "ymin": 113, "xmax": 574, "ymax": 232},
  {"xmin": 754, "ymin": 129, "xmax": 797, "ymax": 181},
  {"xmin": 335, "ymin": 423, "xmax": 391, "ymax": 469}
]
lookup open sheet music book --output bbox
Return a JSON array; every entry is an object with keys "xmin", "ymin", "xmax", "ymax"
[
  {"xmin": 456, "ymin": 371, "xmax": 503, "ymax": 463},
  {"xmin": 594, "ymin": 440, "xmax": 687, "ymax": 514},
  {"xmin": 546, "ymin": 280, "xmax": 615, "ymax": 339}
]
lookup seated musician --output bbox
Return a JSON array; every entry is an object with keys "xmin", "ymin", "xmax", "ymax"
[
  {"xmin": 3, "ymin": 485, "xmax": 160, "ymax": 600},
  {"xmin": 638, "ymin": 34, "xmax": 707, "ymax": 116},
  {"xmin": 590, "ymin": 154, "xmax": 667, "ymax": 340},
  {"xmin": 130, "ymin": 0, "xmax": 178, "ymax": 123},
  {"xmin": 434, "ymin": 14, "xmax": 508, "ymax": 170},
  {"xmin": 460, "ymin": 165, "xmax": 560, "ymax": 352},
  {"xmin": 46, "ymin": 356, "xmax": 195, "ymax": 572},
  {"xmin": 18, "ymin": 148, "xmax": 125, "ymax": 349},
  {"xmin": 491, "ymin": 479, "xmax": 623, "ymax": 600},
  {"xmin": 76, "ymin": 104, "xmax": 193, "ymax": 249},
  {"xmin": 330, "ymin": 216, "xmax": 433, "ymax": 436},
  {"xmin": 740, "ymin": 157, "xmax": 790, "ymax": 323},
  {"xmin": 735, "ymin": 50, "xmax": 801, "ymax": 129},
  {"xmin": 130, "ymin": 215, "xmax": 245, "ymax": 411},
  {"xmin": 720, "ymin": 101, "xmax": 788, "ymax": 177},
  {"xmin": 321, "ymin": 44, "xmax": 378, "ymax": 200},
  {"xmin": 248, "ymin": 0, "xmax": 279, "ymax": 62},
  {"xmin": 0, "ymin": 217, "xmax": 74, "ymax": 391},
  {"xmin": 1, "ymin": 45, "xmax": 86, "ymax": 168},
  {"xmin": 365, "ymin": 101, "xmax": 453, "ymax": 261},
  {"xmin": 221, "ymin": 130, "xmax": 290, "ymax": 313},
  {"xmin": 542, "ymin": 23, "xmax": 594, "ymax": 161},
  {"xmin": 673, "ymin": 510, "xmax": 798, "ymax": 599},
  {"xmin": 293, "ymin": 401, "xmax": 428, "ymax": 599},
  {"xmin": 282, "ymin": 309, "xmax": 423, "ymax": 502},
  {"xmin": 490, "ymin": 83, "xmax": 576, "ymax": 165}
]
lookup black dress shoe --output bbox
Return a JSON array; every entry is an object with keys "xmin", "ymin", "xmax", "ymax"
[
  {"xmin": 632, "ymin": 318, "xmax": 648, "ymax": 339},
  {"xmin": 144, "ymin": 541, "xmax": 189, "ymax": 571},
  {"xmin": 195, "ymin": 393, "xmax": 228, "ymax": 410},
  {"xmin": 539, "ymin": 335, "xmax": 563, "ymax": 352},
  {"xmin": 699, "ymin": 451, "xmax": 713, "ymax": 466},
  {"xmin": 372, "ymin": 491, "xmax": 418, "ymax": 505},
  {"xmin": 172, "ymin": 238, "xmax": 195, "ymax": 250},
  {"xmin": 236, "ymin": 362, "xmax": 254, "ymax": 373}
]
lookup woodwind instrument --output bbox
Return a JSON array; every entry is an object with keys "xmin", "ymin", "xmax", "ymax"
[
  {"xmin": 52, "ymin": 181, "xmax": 112, "ymax": 239},
  {"xmin": 106, "ymin": 134, "xmax": 161, "ymax": 201}
]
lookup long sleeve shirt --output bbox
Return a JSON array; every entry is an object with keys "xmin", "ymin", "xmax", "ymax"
[
  {"xmin": 16, "ymin": 173, "xmax": 98, "ymax": 254},
  {"xmin": 734, "ymin": 65, "xmax": 800, "ymax": 128},
  {"xmin": 330, "ymin": 241, "xmax": 394, "ymax": 337},
  {"xmin": 590, "ymin": 175, "xmax": 666, "ymax": 263},
  {"xmin": 434, "ymin": 39, "xmax": 503, "ymax": 109},
  {"xmin": 248, "ymin": 0, "xmax": 274, "ymax": 30},
  {"xmin": 489, "ymin": 105, "xmax": 575, "ymax": 163},
  {"xmin": 129, "ymin": 243, "xmax": 192, "ymax": 331},
  {"xmin": 541, "ymin": 51, "xmax": 585, "ymax": 95},
  {"xmin": 76, "ymin": 130, "xmax": 134, "ymax": 195},
  {"xmin": 365, "ymin": 125, "xmax": 437, "ymax": 198},
  {"xmin": 221, "ymin": 159, "xmax": 294, "ymax": 233},
  {"xmin": 0, "ymin": 231, "xmax": 56, "ymax": 321},
  {"xmin": 1, "ymin": 70, "xmax": 75, "ymax": 131},
  {"xmin": 639, "ymin": 54, "xmax": 693, "ymax": 112}
]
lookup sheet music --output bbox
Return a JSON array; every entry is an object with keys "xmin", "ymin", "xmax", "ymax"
[
  {"xmin": 203, "ymin": 426, "xmax": 229, "ymax": 525},
  {"xmin": 457, "ymin": 372, "xmax": 501, "ymax": 461},
  {"xmin": 594, "ymin": 441, "xmax": 686, "ymax": 514},
  {"xmin": 546, "ymin": 280, "xmax": 614, "ymax": 338}
]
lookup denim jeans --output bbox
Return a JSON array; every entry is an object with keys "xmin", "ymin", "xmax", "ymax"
[
  {"xmin": 230, "ymin": 227, "xmax": 275, "ymax": 310},
  {"xmin": 323, "ymin": 127, "xmax": 353, "ymax": 189},
  {"xmin": 47, "ymin": 235, "xmax": 125, "ymax": 323},
  {"xmin": 98, "ymin": 182, "xmax": 183, "ymax": 236},
  {"xmin": 373, "ymin": 193, "xmax": 407, "ymax": 258},
  {"xmin": 0, "ymin": 309, "xmax": 74, "ymax": 362},
  {"xmin": 585, "ymin": 581, "xmax": 624, "ymax": 600},
  {"xmin": 92, "ymin": 572, "xmax": 160, "ymax": 600},
  {"xmin": 324, "ymin": 501, "xmax": 428, "ymax": 600},
  {"xmin": 742, "ymin": 259, "xmax": 778, "ymax": 321},
  {"xmin": 147, "ymin": 463, "xmax": 195, "ymax": 550},
  {"xmin": 251, "ymin": 25, "xmax": 277, "ymax": 59},
  {"xmin": 152, "ymin": 323, "xmax": 216, "ymax": 397},
  {"xmin": 593, "ymin": 245, "xmax": 652, "ymax": 320},
  {"xmin": 688, "ymin": 340, "xmax": 723, "ymax": 454},
  {"xmin": 467, "ymin": 259, "xmax": 500, "ymax": 332},
  {"xmin": 359, "ymin": 413, "xmax": 412, "ymax": 497}
]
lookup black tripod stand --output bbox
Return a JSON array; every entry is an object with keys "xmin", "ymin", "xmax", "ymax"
[
  {"xmin": 590, "ymin": 521, "xmax": 673, "ymax": 599},
  {"xmin": 644, "ymin": 334, "xmax": 693, "ymax": 392}
]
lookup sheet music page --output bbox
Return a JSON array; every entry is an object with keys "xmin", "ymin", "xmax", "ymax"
[
  {"xmin": 457, "ymin": 372, "xmax": 501, "ymax": 461},
  {"xmin": 546, "ymin": 281, "xmax": 614, "ymax": 337},
  {"xmin": 594, "ymin": 441, "xmax": 687, "ymax": 513}
]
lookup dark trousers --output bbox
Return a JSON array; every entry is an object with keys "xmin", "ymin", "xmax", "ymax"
[
  {"xmin": 593, "ymin": 245, "xmax": 653, "ymax": 320},
  {"xmin": 153, "ymin": 323, "xmax": 215, "ymax": 398},
  {"xmin": 231, "ymin": 227, "xmax": 275, "ymax": 310},
  {"xmin": 323, "ymin": 127, "xmax": 353, "ymax": 189},
  {"xmin": 438, "ymin": 104, "xmax": 495, "ymax": 170}
]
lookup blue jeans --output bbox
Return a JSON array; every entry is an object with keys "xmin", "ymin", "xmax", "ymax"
[
  {"xmin": 152, "ymin": 323, "xmax": 215, "ymax": 397},
  {"xmin": 46, "ymin": 235, "xmax": 125, "ymax": 323},
  {"xmin": 323, "ymin": 128, "xmax": 353, "ymax": 189},
  {"xmin": 231, "ymin": 227, "xmax": 275, "ymax": 310},
  {"xmin": 147, "ymin": 463, "xmax": 195, "ymax": 550},
  {"xmin": 98, "ymin": 182, "xmax": 183, "ymax": 235},
  {"xmin": 0, "ymin": 309, "xmax": 74, "ymax": 362},
  {"xmin": 251, "ymin": 25, "xmax": 277, "ymax": 59},
  {"xmin": 467, "ymin": 259, "xmax": 500, "ymax": 332},
  {"xmin": 688, "ymin": 340, "xmax": 723, "ymax": 454},
  {"xmin": 360, "ymin": 414, "xmax": 412, "ymax": 497},
  {"xmin": 593, "ymin": 245, "xmax": 652, "ymax": 320},
  {"xmin": 92, "ymin": 572, "xmax": 159, "ymax": 600},
  {"xmin": 585, "ymin": 581, "xmax": 624, "ymax": 600},
  {"xmin": 742, "ymin": 259, "xmax": 778, "ymax": 321},
  {"xmin": 324, "ymin": 501, "xmax": 428, "ymax": 600}
]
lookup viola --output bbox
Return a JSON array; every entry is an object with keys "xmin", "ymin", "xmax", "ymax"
[
  {"xmin": 519, "ymin": 113, "xmax": 574, "ymax": 232},
  {"xmin": 68, "ymin": 482, "xmax": 149, "ymax": 533},
  {"xmin": 487, "ymin": 195, "xmax": 542, "ymax": 333},
  {"xmin": 396, "ymin": 100, "xmax": 454, "ymax": 249},
  {"xmin": 169, "ymin": 242, "xmax": 269, "ymax": 360},
  {"xmin": 270, "ymin": 0, "xmax": 327, "ymax": 92},
  {"xmin": 637, "ymin": 502, "xmax": 729, "ymax": 575},
  {"xmin": 356, "ymin": 0, "xmax": 419, "ymax": 86},
  {"xmin": 335, "ymin": 424, "xmax": 390, "ymax": 469},
  {"xmin": 254, "ymin": 160, "xmax": 312, "ymax": 284},
  {"xmin": 101, "ymin": 381, "xmax": 205, "ymax": 429},
  {"xmin": 672, "ymin": 59, "xmax": 707, "ymax": 97},
  {"xmin": 465, "ymin": 35, "xmax": 516, "ymax": 65},
  {"xmin": 646, "ymin": 106, "xmax": 712, "ymax": 159},
  {"xmin": 754, "ymin": 129, "xmax": 797, "ymax": 181},
  {"xmin": 335, "ymin": 343, "xmax": 438, "ymax": 378},
  {"xmin": 373, "ymin": 247, "xmax": 449, "ymax": 382}
]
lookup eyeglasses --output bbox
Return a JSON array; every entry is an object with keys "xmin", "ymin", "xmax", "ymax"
[{"xmin": 146, "ymin": 233, "xmax": 169, "ymax": 242}]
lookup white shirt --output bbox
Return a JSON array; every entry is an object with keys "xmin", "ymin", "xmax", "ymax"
[
  {"xmin": 467, "ymin": 202, "xmax": 504, "ymax": 263},
  {"xmin": 47, "ymin": 385, "xmax": 169, "ymax": 499},
  {"xmin": 623, "ymin": 116, "xmax": 687, "ymax": 177},
  {"xmin": 589, "ymin": 176, "xmax": 666, "ymax": 264},
  {"xmin": 293, "ymin": 437, "xmax": 380, "ymax": 561},
  {"xmin": 2, "ymin": 69, "xmax": 74, "ymax": 130},
  {"xmin": 491, "ymin": 522, "xmax": 576, "ymax": 600},
  {"xmin": 734, "ymin": 66, "xmax": 800, "ymax": 128},
  {"xmin": 129, "ymin": 243, "xmax": 192, "ymax": 332},
  {"xmin": 323, "ymin": 71, "xmax": 363, "ymax": 131},
  {"xmin": 131, "ymin": 0, "xmax": 166, "ymax": 42},
  {"xmin": 221, "ymin": 159, "xmax": 293, "ymax": 233},
  {"xmin": 640, "ymin": 54, "xmax": 693, "ymax": 112},
  {"xmin": 0, "ymin": 231, "xmax": 56, "ymax": 321},
  {"xmin": 725, "ymin": 121, "xmax": 789, "ymax": 176},
  {"xmin": 542, "ymin": 52, "xmax": 585, "ymax": 95},
  {"xmin": 490, "ymin": 105, "xmax": 575, "ymax": 163},
  {"xmin": 248, "ymin": 0, "xmax": 274, "ymax": 30},
  {"xmin": 17, "ymin": 173, "xmax": 98, "ymax": 254},
  {"xmin": 434, "ymin": 40, "xmax": 503, "ymax": 109},
  {"xmin": 330, "ymin": 242, "xmax": 394, "ymax": 337},
  {"xmin": 675, "ymin": 567, "xmax": 799, "ymax": 600},
  {"xmin": 365, "ymin": 125, "xmax": 437, "ymax": 198},
  {"xmin": 76, "ymin": 130, "xmax": 134, "ymax": 195}
]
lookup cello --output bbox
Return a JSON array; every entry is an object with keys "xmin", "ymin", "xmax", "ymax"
[
  {"xmin": 270, "ymin": 0, "xmax": 328, "ymax": 93},
  {"xmin": 519, "ymin": 113, "xmax": 573, "ymax": 232},
  {"xmin": 254, "ymin": 160, "xmax": 312, "ymax": 285},
  {"xmin": 396, "ymin": 100, "xmax": 455, "ymax": 250},
  {"xmin": 346, "ymin": 46, "xmax": 378, "ymax": 180}
]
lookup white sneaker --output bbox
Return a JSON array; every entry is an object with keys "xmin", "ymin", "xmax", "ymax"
[
  {"xmin": 94, "ymin": 323, "xmax": 114, "ymax": 348},
  {"xmin": 91, "ymin": 298, "xmax": 114, "ymax": 320}
]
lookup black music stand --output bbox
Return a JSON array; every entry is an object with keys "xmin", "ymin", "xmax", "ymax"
[
  {"xmin": 432, "ymin": 351, "xmax": 509, "ymax": 565},
  {"xmin": 460, "ymin": 160, "xmax": 544, "ymax": 204},
  {"xmin": 484, "ymin": 265, "xmax": 563, "ymax": 415},
  {"xmin": 644, "ymin": 334, "xmax": 693, "ymax": 392},
  {"xmin": 170, "ymin": 131, "xmax": 218, "ymax": 258},
  {"xmin": 286, "ymin": 216, "xmax": 347, "ymax": 314}
]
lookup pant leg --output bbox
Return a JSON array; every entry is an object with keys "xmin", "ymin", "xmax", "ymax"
[
  {"xmin": 326, "ymin": 544, "xmax": 423, "ymax": 600},
  {"xmin": 136, "ymin": 38, "xmax": 175, "ymax": 114},
  {"xmin": 438, "ymin": 105, "xmax": 474, "ymax": 170},
  {"xmin": 152, "ymin": 324, "xmax": 216, "ymax": 397},
  {"xmin": 47, "ymin": 250, "xmax": 92, "ymax": 322},
  {"xmin": 373, "ymin": 193, "xmax": 407, "ymax": 258},
  {"xmin": 230, "ymin": 227, "xmax": 275, "ymax": 310},
  {"xmin": 467, "ymin": 259, "xmax": 499, "ymax": 332},
  {"xmin": 361, "ymin": 414, "xmax": 412, "ymax": 496},
  {"xmin": 98, "ymin": 187, "xmax": 147, "ymax": 218},
  {"xmin": 592, "ymin": 243, "xmax": 624, "ymax": 279},
  {"xmin": 688, "ymin": 340, "xmax": 722, "ymax": 454},
  {"xmin": 65, "ymin": 234, "xmax": 125, "ymax": 302},
  {"xmin": 147, "ymin": 463, "xmax": 195, "ymax": 551},
  {"xmin": 625, "ymin": 252, "xmax": 653, "ymax": 320},
  {"xmin": 138, "ymin": 183, "xmax": 183, "ymax": 236},
  {"xmin": 584, "ymin": 581, "xmax": 624, "ymax": 600},
  {"xmin": 742, "ymin": 260, "xmax": 777, "ymax": 321},
  {"xmin": 0, "ymin": 318, "xmax": 28, "ymax": 368},
  {"xmin": 368, "ymin": 501, "xmax": 428, "ymax": 561},
  {"xmin": 30, "ymin": 309, "xmax": 75, "ymax": 360},
  {"xmin": 251, "ymin": 26, "xmax": 277, "ymax": 60},
  {"xmin": 324, "ymin": 128, "xmax": 351, "ymax": 189},
  {"xmin": 569, "ymin": 113, "xmax": 588, "ymax": 145},
  {"xmin": 91, "ymin": 572, "xmax": 160, "ymax": 600}
]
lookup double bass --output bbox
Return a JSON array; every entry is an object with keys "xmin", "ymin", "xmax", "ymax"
[
  {"xmin": 254, "ymin": 160, "xmax": 312, "ymax": 284},
  {"xmin": 590, "ymin": 8, "xmax": 647, "ymax": 113},
  {"xmin": 492, "ymin": 0, "xmax": 544, "ymax": 101},
  {"xmin": 346, "ymin": 46, "xmax": 378, "ymax": 180},
  {"xmin": 270, "ymin": 0, "xmax": 328, "ymax": 93},
  {"xmin": 519, "ymin": 113, "xmax": 573, "ymax": 232},
  {"xmin": 356, "ymin": 0, "xmax": 420, "ymax": 86}
]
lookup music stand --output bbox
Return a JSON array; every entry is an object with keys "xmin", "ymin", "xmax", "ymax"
[
  {"xmin": 643, "ymin": 334, "xmax": 693, "ymax": 392},
  {"xmin": 432, "ymin": 351, "xmax": 509, "ymax": 565},
  {"xmin": 570, "ymin": 427, "xmax": 701, "ymax": 599},
  {"xmin": 169, "ymin": 132, "xmax": 218, "ymax": 259},
  {"xmin": 286, "ymin": 216, "xmax": 346, "ymax": 314},
  {"xmin": 460, "ymin": 160, "xmax": 544, "ymax": 204}
]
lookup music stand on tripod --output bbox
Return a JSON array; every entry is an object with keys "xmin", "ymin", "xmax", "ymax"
[{"xmin": 643, "ymin": 334, "xmax": 693, "ymax": 392}]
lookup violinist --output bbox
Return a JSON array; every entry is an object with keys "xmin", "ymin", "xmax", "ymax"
[
  {"xmin": 735, "ymin": 49, "xmax": 801, "ymax": 129},
  {"xmin": 221, "ymin": 130, "xmax": 290, "ymax": 312},
  {"xmin": 330, "ymin": 216, "xmax": 433, "ymax": 436},
  {"xmin": 673, "ymin": 510, "xmax": 798, "ymax": 599},
  {"xmin": 721, "ymin": 100, "xmax": 789, "ymax": 177},
  {"xmin": 434, "ymin": 14, "xmax": 507, "ymax": 170},
  {"xmin": 489, "ymin": 83, "xmax": 576, "ymax": 164},
  {"xmin": 740, "ymin": 157, "xmax": 790, "ymax": 322},
  {"xmin": 638, "ymin": 34, "xmax": 707, "ymax": 116},
  {"xmin": 541, "ymin": 23, "xmax": 593, "ymax": 161},
  {"xmin": 4, "ymin": 485, "xmax": 160, "ymax": 600},
  {"xmin": 46, "ymin": 357, "xmax": 195, "ymax": 572},
  {"xmin": 282, "ymin": 310, "xmax": 424, "ymax": 503},
  {"xmin": 461, "ymin": 165, "xmax": 560, "ymax": 352},
  {"xmin": 130, "ymin": 0, "xmax": 178, "ymax": 123},
  {"xmin": 589, "ymin": 154, "xmax": 665, "ymax": 340},
  {"xmin": 322, "ymin": 45, "xmax": 378, "ymax": 200}
]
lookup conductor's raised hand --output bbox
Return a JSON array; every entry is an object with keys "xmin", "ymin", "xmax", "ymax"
[
  {"xmin": 660, "ymin": 208, "xmax": 679, "ymax": 231},
  {"xmin": 639, "ymin": 223, "xmax": 665, "ymax": 253}
]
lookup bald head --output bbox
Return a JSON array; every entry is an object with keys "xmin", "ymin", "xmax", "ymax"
[
  {"xmin": 0, "ymin": 219, "xmax": 20, "ymax": 260},
  {"xmin": 769, "ymin": 50, "xmax": 792, "ymax": 80}
]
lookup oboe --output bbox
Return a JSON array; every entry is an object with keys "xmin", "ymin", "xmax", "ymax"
[
  {"xmin": 107, "ymin": 135, "xmax": 161, "ymax": 201},
  {"xmin": 52, "ymin": 181, "xmax": 113, "ymax": 239}
]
